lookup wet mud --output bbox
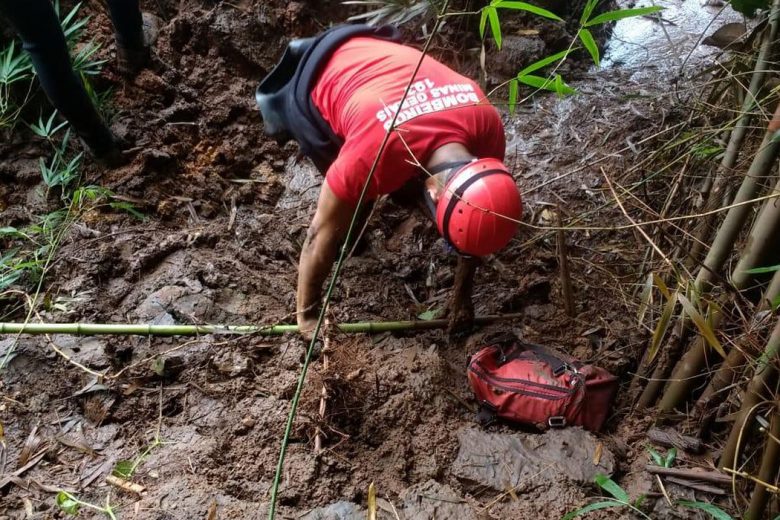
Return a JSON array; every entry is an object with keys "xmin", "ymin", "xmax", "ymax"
[{"xmin": 0, "ymin": 0, "xmax": 744, "ymax": 518}]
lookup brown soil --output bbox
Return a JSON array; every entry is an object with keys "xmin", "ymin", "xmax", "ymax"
[{"xmin": 0, "ymin": 1, "xmax": 708, "ymax": 519}]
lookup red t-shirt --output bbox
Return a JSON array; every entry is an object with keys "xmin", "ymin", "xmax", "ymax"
[{"xmin": 311, "ymin": 37, "xmax": 505, "ymax": 204}]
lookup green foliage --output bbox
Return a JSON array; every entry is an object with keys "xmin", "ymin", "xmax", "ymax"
[
  {"xmin": 647, "ymin": 446, "xmax": 676, "ymax": 467},
  {"xmin": 481, "ymin": 0, "xmax": 562, "ymax": 50},
  {"xmin": 56, "ymin": 491, "xmax": 81, "ymax": 515},
  {"xmin": 729, "ymin": 0, "xmax": 770, "ymax": 15},
  {"xmin": 677, "ymin": 500, "xmax": 734, "ymax": 520},
  {"xmin": 578, "ymin": 28, "xmax": 599, "ymax": 66},
  {"xmin": 29, "ymin": 111, "xmax": 68, "ymax": 141},
  {"xmin": 563, "ymin": 474, "xmax": 651, "ymax": 520},
  {"xmin": 745, "ymin": 264, "xmax": 780, "ymax": 274},
  {"xmin": 584, "ymin": 6, "xmax": 662, "ymax": 26}
]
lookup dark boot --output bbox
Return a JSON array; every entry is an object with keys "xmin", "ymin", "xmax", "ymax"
[{"xmin": 116, "ymin": 13, "xmax": 161, "ymax": 78}]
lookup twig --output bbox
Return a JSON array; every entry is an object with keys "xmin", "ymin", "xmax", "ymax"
[
  {"xmin": 105, "ymin": 474, "xmax": 146, "ymax": 495},
  {"xmin": 645, "ymin": 465, "xmax": 731, "ymax": 485},
  {"xmin": 723, "ymin": 467, "xmax": 780, "ymax": 494},
  {"xmin": 655, "ymin": 475, "xmax": 673, "ymax": 506},
  {"xmin": 315, "ymin": 333, "xmax": 330, "ymax": 454}
]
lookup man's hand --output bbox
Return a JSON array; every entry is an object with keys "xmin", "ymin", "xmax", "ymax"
[
  {"xmin": 296, "ymin": 182, "xmax": 357, "ymax": 340},
  {"xmin": 446, "ymin": 256, "xmax": 480, "ymax": 336},
  {"xmin": 297, "ymin": 313, "xmax": 319, "ymax": 342}
]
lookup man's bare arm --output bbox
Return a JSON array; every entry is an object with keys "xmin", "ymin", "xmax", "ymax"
[
  {"xmin": 296, "ymin": 182, "xmax": 357, "ymax": 338},
  {"xmin": 447, "ymin": 255, "xmax": 480, "ymax": 334}
]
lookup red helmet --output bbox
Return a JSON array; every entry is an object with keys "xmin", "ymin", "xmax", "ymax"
[{"xmin": 435, "ymin": 158, "xmax": 522, "ymax": 256}]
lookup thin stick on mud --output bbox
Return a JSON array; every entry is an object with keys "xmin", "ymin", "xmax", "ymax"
[
  {"xmin": 315, "ymin": 333, "xmax": 330, "ymax": 454},
  {"xmin": 555, "ymin": 205, "xmax": 575, "ymax": 316}
]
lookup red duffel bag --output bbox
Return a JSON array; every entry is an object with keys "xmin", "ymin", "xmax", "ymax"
[{"xmin": 467, "ymin": 338, "xmax": 619, "ymax": 431}]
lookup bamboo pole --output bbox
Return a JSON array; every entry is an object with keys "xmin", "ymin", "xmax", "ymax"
[
  {"xmin": 694, "ymin": 270, "xmax": 780, "ymax": 419},
  {"xmin": 746, "ymin": 408, "xmax": 780, "ymax": 520},
  {"xmin": 637, "ymin": 127, "xmax": 780, "ymax": 409},
  {"xmin": 658, "ymin": 176, "xmax": 780, "ymax": 413},
  {"xmin": 687, "ymin": 0, "xmax": 780, "ymax": 267},
  {"xmin": 0, "ymin": 313, "xmax": 523, "ymax": 337},
  {"xmin": 720, "ymin": 318, "xmax": 780, "ymax": 470}
]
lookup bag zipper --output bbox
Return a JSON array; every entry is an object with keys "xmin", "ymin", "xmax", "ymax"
[{"xmin": 469, "ymin": 364, "xmax": 577, "ymax": 401}]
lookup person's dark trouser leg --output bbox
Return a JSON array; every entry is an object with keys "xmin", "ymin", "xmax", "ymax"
[
  {"xmin": 0, "ymin": 0, "xmax": 115, "ymax": 155},
  {"xmin": 105, "ymin": 0, "xmax": 144, "ymax": 50}
]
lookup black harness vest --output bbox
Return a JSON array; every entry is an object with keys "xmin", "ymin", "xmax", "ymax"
[{"xmin": 255, "ymin": 24, "xmax": 401, "ymax": 173}]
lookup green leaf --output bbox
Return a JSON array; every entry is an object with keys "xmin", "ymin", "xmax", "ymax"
[
  {"xmin": 479, "ymin": 7, "xmax": 488, "ymax": 38},
  {"xmin": 561, "ymin": 500, "xmax": 625, "ymax": 520},
  {"xmin": 647, "ymin": 292, "xmax": 676, "ymax": 364},
  {"xmin": 585, "ymin": 6, "xmax": 663, "ymax": 27},
  {"xmin": 56, "ymin": 491, "xmax": 80, "ymax": 515},
  {"xmin": 516, "ymin": 48, "xmax": 574, "ymax": 78},
  {"xmin": 113, "ymin": 459, "xmax": 134, "ymax": 478},
  {"xmin": 579, "ymin": 28, "xmax": 600, "ymax": 67},
  {"xmin": 417, "ymin": 308, "xmax": 441, "ymax": 321},
  {"xmin": 745, "ymin": 264, "xmax": 780, "ymax": 274},
  {"xmin": 677, "ymin": 294, "xmax": 726, "ymax": 359},
  {"xmin": 653, "ymin": 274, "xmax": 671, "ymax": 301},
  {"xmin": 0, "ymin": 226, "xmax": 20, "ymax": 237},
  {"xmin": 595, "ymin": 473, "xmax": 630, "ymax": 502},
  {"xmin": 508, "ymin": 79, "xmax": 518, "ymax": 115},
  {"xmin": 580, "ymin": 0, "xmax": 600, "ymax": 24},
  {"xmin": 518, "ymin": 74, "xmax": 575, "ymax": 95},
  {"xmin": 772, "ymin": 294, "xmax": 780, "ymax": 312},
  {"xmin": 646, "ymin": 446, "xmax": 663, "ymax": 466},
  {"xmin": 487, "ymin": 7, "xmax": 502, "ymax": 49},
  {"xmin": 495, "ymin": 1, "xmax": 562, "ymax": 20},
  {"xmin": 664, "ymin": 447, "xmax": 677, "ymax": 468},
  {"xmin": 677, "ymin": 500, "xmax": 734, "ymax": 520}
]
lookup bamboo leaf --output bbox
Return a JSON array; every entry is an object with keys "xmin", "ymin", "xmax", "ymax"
[
  {"xmin": 487, "ymin": 7, "xmax": 502, "ymax": 49},
  {"xmin": 652, "ymin": 274, "xmax": 671, "ymax": 300},
  {"xmin": 417, "ymin": 308, "xmax": 441, "ymax": 321},
  {"xmin": 561, "ymin": 500, "xmax": 625, "ymax": 520},
  {"xmin": 636, "ymin": 273, "xmax": 653, "ymax": 325},
  {"xmin": 646, "ymin": 446, "xmax": 663, "ymax": 466},
  {"xmin": 584, "ymin": 6, "xmax": 663, "ymax": 26},
  {"xmin": 579, "ymin": 28, "xmax": 600, "ymax": 67},
  {"xmin": 113, "ymin": 460, "xmax": 134, "ymax": 478},
  {"xmin": 677, "ymin": 500, "xmax": 733, "ymax": 520},
  {"xmin": 772, "ymin": 295, "xmax": 780, "ymax": 311},
  {"xmin": 595, "ymin": 473, "xmax": 630, "ymax": 502},
  {"xmin": 647, "ymin": 293, "xmax": 676, "ymax": 364},
  {"xmin": 677, "ymin": 294, "xmax": 726, "ymax": 358},
  {"xmin": 508, "ymin": 79, "xmax": 518, "ymax": 115},
  {"xmin": 745, "ymin": 264, "xmax": 780, "ymax": 274},
  {"xmin": 495, "ymin": 1, "xmax": 563, "ymax": 20},
  {"xmin": 479, "ymin": 7, "xmax": 488, "ymax": 38},
  {"xmin": 516, "ymin": 48, "xmax": 575, "ymax": 78},
  {"xmin": 518, "ymin": 74, "xmax": 576, "ymax": 95},
  {"xmin": 664, "ymin": 447, "xmax": 677, "ymax": 468},
  {"xmin": 580, "ymin": 0, "xmax": 599, "ymax": 24}
]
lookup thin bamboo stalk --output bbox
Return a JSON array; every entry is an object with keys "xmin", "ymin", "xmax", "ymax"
[
  {"xmin": 687, "ymin": 0, "xmax": 780, "ymax": 266},
  {"xmin": 746, "ymin": 408, "xmax": 780, "ymax": 520},
  {"xmin": 720, "ymin": 317, "xmax": 780, "ymax": 470},
  {"xmin": 659, "ymin": 176, "xmax": 780, "ymax": 412},
  {"xmin": 0, "ymin": 313, "xmax": 523, "ymax": 337}
]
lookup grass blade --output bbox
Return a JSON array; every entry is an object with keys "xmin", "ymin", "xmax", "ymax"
[
  {"xmin": 745, "ymin": 264, "xmax": 780, "ymax": 274},
  {"xmin": 636, "ymin": 272, "xmax": 653, "ymax": 325}
]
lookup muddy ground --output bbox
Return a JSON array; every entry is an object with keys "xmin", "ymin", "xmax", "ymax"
[{"xmin": 0, "ymin": 0, "xmax": 740, "ymax": 518}]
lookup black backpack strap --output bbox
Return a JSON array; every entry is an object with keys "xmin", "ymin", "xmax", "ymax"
[
  {"xmin": 497, "ymin": 340, "xmax": 570, "ymax": 377},
  {"xmin": 476, "ymin": 400, "xmax": 497, "ymax": 426}
]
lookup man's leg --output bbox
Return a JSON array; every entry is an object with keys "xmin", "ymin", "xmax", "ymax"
[
  {"xmin": 106, "ymin": 0, "xmax": 159, "ymax": 77},
  {"xmin": 0, "ymin": 0, "xmax": 117, "ymax": 158}
]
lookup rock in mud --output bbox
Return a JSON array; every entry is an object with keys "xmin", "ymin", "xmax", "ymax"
[
  {"xmin": 451, "ymin": 427, "xmax": 614, "ymax": 491},
  {"xmin": 400, "ymin": 480, "xmax": 477, "ymax": 520},
  {"xmin": 276, "ymin": 156, "xmax": 321, "ymax": 210},
  {"xmin": 300, "ymin": 501, "xmax": 365, "ymax": 520}
]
